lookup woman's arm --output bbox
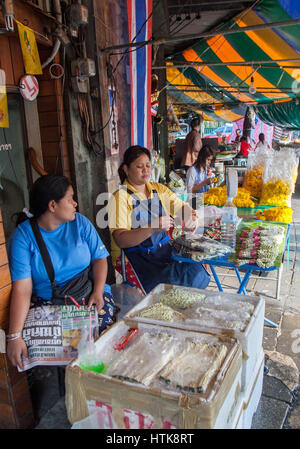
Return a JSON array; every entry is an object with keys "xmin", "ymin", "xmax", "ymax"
[
  {"xmin": 88, "ymin": 258, "xmax": 108, "ymax": 313},
  {"xmin": 191, "ymin": 177, "xmax": 213, "ymax": 193},
  {"xmin": 112, "ymin": 227, "xmax": 155, "ymax": 249},
  {"xmin": 112, "ymin": 215, "xmax": 174, "ymax": 249},
  {"xmin": 6, "ymin": 278, "xmax": 32, "ymax": 370},
  {"xmin": 186, "ymin": 167, "xmax": 212, "ymax": 194}
]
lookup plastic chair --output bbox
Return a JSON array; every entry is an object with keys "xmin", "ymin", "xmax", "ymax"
[{"xmin": 115, "ymin": 250, "xmax": 146, "ymax": 295}]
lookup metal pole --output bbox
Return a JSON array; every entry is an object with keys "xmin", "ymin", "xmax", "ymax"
[
  {"xmin": 153, "ymin": 59, "xmax": 300, "ymax": 70},
  {"xmin": 100, "ymin": 18, "xmax": 300, "ymax": 52},
  {"xmin": 167, "ymin": 89, "xmax": 295, "ymax": 93},
  {"xmin": 168, "ymin": 85, "xmax": 298, "ymax": 91}
]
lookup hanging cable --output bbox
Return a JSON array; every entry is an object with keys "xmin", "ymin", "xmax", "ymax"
[{"xmin": 111, "ymin": 3, "xmax": 157, "ymax": 75}]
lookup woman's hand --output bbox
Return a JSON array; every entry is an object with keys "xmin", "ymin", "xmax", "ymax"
[
  {"xmin": 183, "ymin": 209, "xmax": 197, "ymax": 232},
  {"xmin": 157, "ymin": 215, "xmax": 174, "ymax": 232},
  {"xmin": 206, "ymin": 177, "xmax": 214, "ymax": 185},
  {"xmin": 88, "ymin": 290, "xmax": 105, "ymax": 314},
  {"xmin": 7, "ymin": 338, "xmax": 28, "ymax": 371}
]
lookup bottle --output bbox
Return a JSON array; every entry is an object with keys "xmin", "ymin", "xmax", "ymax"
[{"xmin": 221, "ymin": 197, "xmax": 237, "ymax": 250}]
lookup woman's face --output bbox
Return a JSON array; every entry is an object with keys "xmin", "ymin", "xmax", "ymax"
[
  {"xmin": 124, "ymin": 154, "xmax": 151, "ymax": 186},
  {"xmin": 206, "ymin": 155, "xmax": 214, "ymax": 168},
  {"xmin": 51, "ymin": 186, "xmax": 77, "ymax": 223}
]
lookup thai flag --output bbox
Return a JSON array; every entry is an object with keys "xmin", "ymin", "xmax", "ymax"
[{"xmin": 127, "ymin": 0, "xmax": 152, "ymax": 149}]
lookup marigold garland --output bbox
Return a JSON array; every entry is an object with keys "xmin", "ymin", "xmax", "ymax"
[
  {"xmin": 259, "ymin": 180, "xmax": 291, "ymax": 207},
  {"xmin": 243, "ymin": 166, "xmax": 263, "ymax": 198},
  {"xmin": 204, "ymin": 186, "xmax": 255, "ymax": 208},
  {"xmin": 256, "ymin": 207, "xmax": 293, "ymax": 223}
]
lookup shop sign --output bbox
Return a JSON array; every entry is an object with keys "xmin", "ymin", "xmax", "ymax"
[
  {"xmin": 19, "ymin": 75, "xmax": 39, "ymax": 101},
  {"xmin": 0, "ymin": 143, "xmax": 12, "ymax": 152}
]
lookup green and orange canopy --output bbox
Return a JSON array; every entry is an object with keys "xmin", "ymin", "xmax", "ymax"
[{"xmin": 166, "ymin": 0, "xmax": 300, "ymax": 126}]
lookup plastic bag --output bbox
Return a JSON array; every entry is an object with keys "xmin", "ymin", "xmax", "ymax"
[
  {"xmin": 77, "ymin": 328, "xmax": 106, "ymax": 374},
  {"xmin": 243, "ymin": 148, "xmax": 274, "ymax": 198},
  {"xmin": 260, "ymin": 149, "xmax": 298, "ymax": 206},
  {"xmin": 262, "ymin": 149, "xmax": 298, "ymax": 189},
  {"xmin": 71, "ymin": 409, "xmax": 116, "ymax": 429}
]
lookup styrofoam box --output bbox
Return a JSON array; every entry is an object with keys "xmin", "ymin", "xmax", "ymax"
[
  {"xmin": 231, "ymin": 348, "xmax": 264, "ymax": 429},
  {"xmin": 66, "ymin": 320, "xmax": 242, "ymax": 429},
  {"xmin": 124, "ymin": 283, "xmax": 265, "ymax": 392},
  {"xmin": 242, "ymin": 349, "xmax": 264, "ymax": 429}
]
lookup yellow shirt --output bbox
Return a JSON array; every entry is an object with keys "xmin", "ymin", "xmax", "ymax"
[{"xmin": 107, "ymin": 180, "xmax": 184, "ymax": 265}]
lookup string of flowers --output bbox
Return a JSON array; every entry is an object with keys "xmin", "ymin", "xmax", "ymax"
[{"xmin": 234, "ymin": 225, "xmax": 285, "ymax": 268}]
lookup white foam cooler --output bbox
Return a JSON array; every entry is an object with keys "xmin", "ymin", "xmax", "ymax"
[
  {"xmin": 124, "ymin": 284, "xmax": 265, "ymax": 392},
  {"xmin": 66, "ymin": 320, "xmax": 243, "ymax": 429},
  {"xmin": 231, "ymin": 348, "xmax": 264, "ymax": 429}
]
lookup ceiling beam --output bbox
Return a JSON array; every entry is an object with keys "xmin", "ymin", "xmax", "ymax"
[
  {"xmin": 168, "ymin": 1, "xmax": 254, "ymax": 13},
  {"xmin": 168, "ymin": 1, "xmax": 254, "ymax": 7},
  {"xmin": 168, "ymin": 85, "xmax": 297, "ymax": 91},
  {"xmin": 100, "ymin": 18, "xmax": 300, "ymax": 52},
  {"xmin": 153, "ymin": 59, "xmax": 300, "ymax": 69}
]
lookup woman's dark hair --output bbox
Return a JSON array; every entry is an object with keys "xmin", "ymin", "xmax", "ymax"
[
  {"xmin": 118, "ymin": 145, "xmax": 151, "ymax": 183},
  {"xmin": 190, "ymin": 117, "xmax": 200, "ymax": 129},
  {"xmin": 15, "ymin": 174, "xmax": 72, "ymax": 226},
  {"xmin": 240, "ymin": 136, "xmax": 247, "ymax": 142},
  {"xmin": 194, "ymin": 145, "xmax": 215, "ymax": 172},
  {"xmin": 258, "ymin": 133, "xmax": 265, "ymax": 143}
]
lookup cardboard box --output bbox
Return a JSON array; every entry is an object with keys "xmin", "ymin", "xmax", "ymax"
[{"xmin": 66, "ymin": 320, "xmax": 242, "ymax": 429}]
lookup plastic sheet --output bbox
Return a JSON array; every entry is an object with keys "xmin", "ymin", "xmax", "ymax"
[
  {"xmin": 110, "ymin": 283, "xmax": 144, "ymax": 319},
  {"xmin": 171, "ymin": 234, "xmax": 232, "ymax": 261},
  {"xmin": 132, "ymin": 289, "xmax": 255, "ymax": 332},
  {"xmin": 105, "ymin": 327, "xmax": 229, "ymax": 394}
]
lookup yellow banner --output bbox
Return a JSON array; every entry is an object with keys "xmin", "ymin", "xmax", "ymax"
[
  {"xmin": 0, "ymin": 85, "xmax": 9, "ymax": 128},
  {"xmin": 16, "ymin": 20, "xmax": 42, "ymax": 75}
]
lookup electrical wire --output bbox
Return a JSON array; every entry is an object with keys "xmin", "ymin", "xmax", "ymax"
[
  {"xmin": 77, "ymin": 93, "xmax": 104, "ymax": 157},
  {"xmin": 170, "ymin": 14, "xmax": 197, "ymax": 36},
  {"xmin": 91, "ymin": 65, "xmax": 117, "ymax": 137},
  {"xmin": 111, "ymin": 0, "xmax": 160, "ymax": 74},
  {"xmin": 167, "ymin": 0, "xmax": 192, "ymax": 31}
]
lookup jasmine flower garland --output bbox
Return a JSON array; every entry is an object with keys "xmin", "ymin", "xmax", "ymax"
[{"xmin": 234, "ymin": 225, "xmax": 285, "ymax": 268}]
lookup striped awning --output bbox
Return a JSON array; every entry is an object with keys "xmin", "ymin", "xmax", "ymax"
[{"xmin": 166, "ymin": 0, "xmax": 300, "ymax": 122}]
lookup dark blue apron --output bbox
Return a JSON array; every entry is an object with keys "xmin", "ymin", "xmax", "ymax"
[{"xmin": 123, "ymin": 187, "xmax": 210, "ymax": 293}]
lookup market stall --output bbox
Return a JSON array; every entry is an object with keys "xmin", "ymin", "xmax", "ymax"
[
  {"xmin": 171, "ymin": 223, "xmax": 290, "ymax": 300},
  {"xmin": 169, "ymin": 147, "xmax": 298, "ymax": 300},
  {"xmin": 66, "ymin": 282, "xmax": 265, "ymax": 429}
]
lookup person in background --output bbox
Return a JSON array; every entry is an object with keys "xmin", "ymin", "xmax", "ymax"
[
  {"xmin": 7, "ymin": 174, "xmax": 115, "ymax": 370},
  {"xmin": 233, "ymin": 129, "xmax": 241, "ymax": 143},
  {"xmin": 186, "ymin": 145, "xmax": 216, "ymax": 196},
  {"xmin": 180, "ymin": 117, "xmax": 202, "ymax": 170},
  {"xmin": 237, "ymin": 135, "xmax": 250, "ymax": 158},
  {"xmin": 255, "ymin": 132, "xmax": 271, "ymax": 151},
  {"xmin": 108, "ymin": 145, "xmax": 210, "ymax": 294}
]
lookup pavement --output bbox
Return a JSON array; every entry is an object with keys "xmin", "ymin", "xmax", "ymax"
[{"xmin": 30, "ymin": 192, "xmax": 300, "ymax": 430}]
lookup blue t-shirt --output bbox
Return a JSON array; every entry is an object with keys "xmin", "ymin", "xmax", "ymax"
[{"xmin": 8, "ymin": 213, "xmax": 111, "ymax": 300}]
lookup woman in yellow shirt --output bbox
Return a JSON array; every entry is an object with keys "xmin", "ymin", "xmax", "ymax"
[{"xmin": 108, "ymin": 145, "xmax": 210, "ymax": 293}]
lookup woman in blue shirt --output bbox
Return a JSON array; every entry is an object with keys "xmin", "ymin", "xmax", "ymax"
[
  {"xmin": 7, "ymin": 174, "xmax": 114, "ymax": 369},
  {"xmin": 186, "ymin": 145, "xmax": 216, "ymax": 197}
]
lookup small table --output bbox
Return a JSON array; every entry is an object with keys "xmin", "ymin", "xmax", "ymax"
[{"xmin": 172, "ymin": 224, "xmax": 290, "ymax": 301}]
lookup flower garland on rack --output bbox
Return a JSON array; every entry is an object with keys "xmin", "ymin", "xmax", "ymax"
[{"xmin": 234, "ymin": 225, "xmax": 285, "ymax": 268}]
